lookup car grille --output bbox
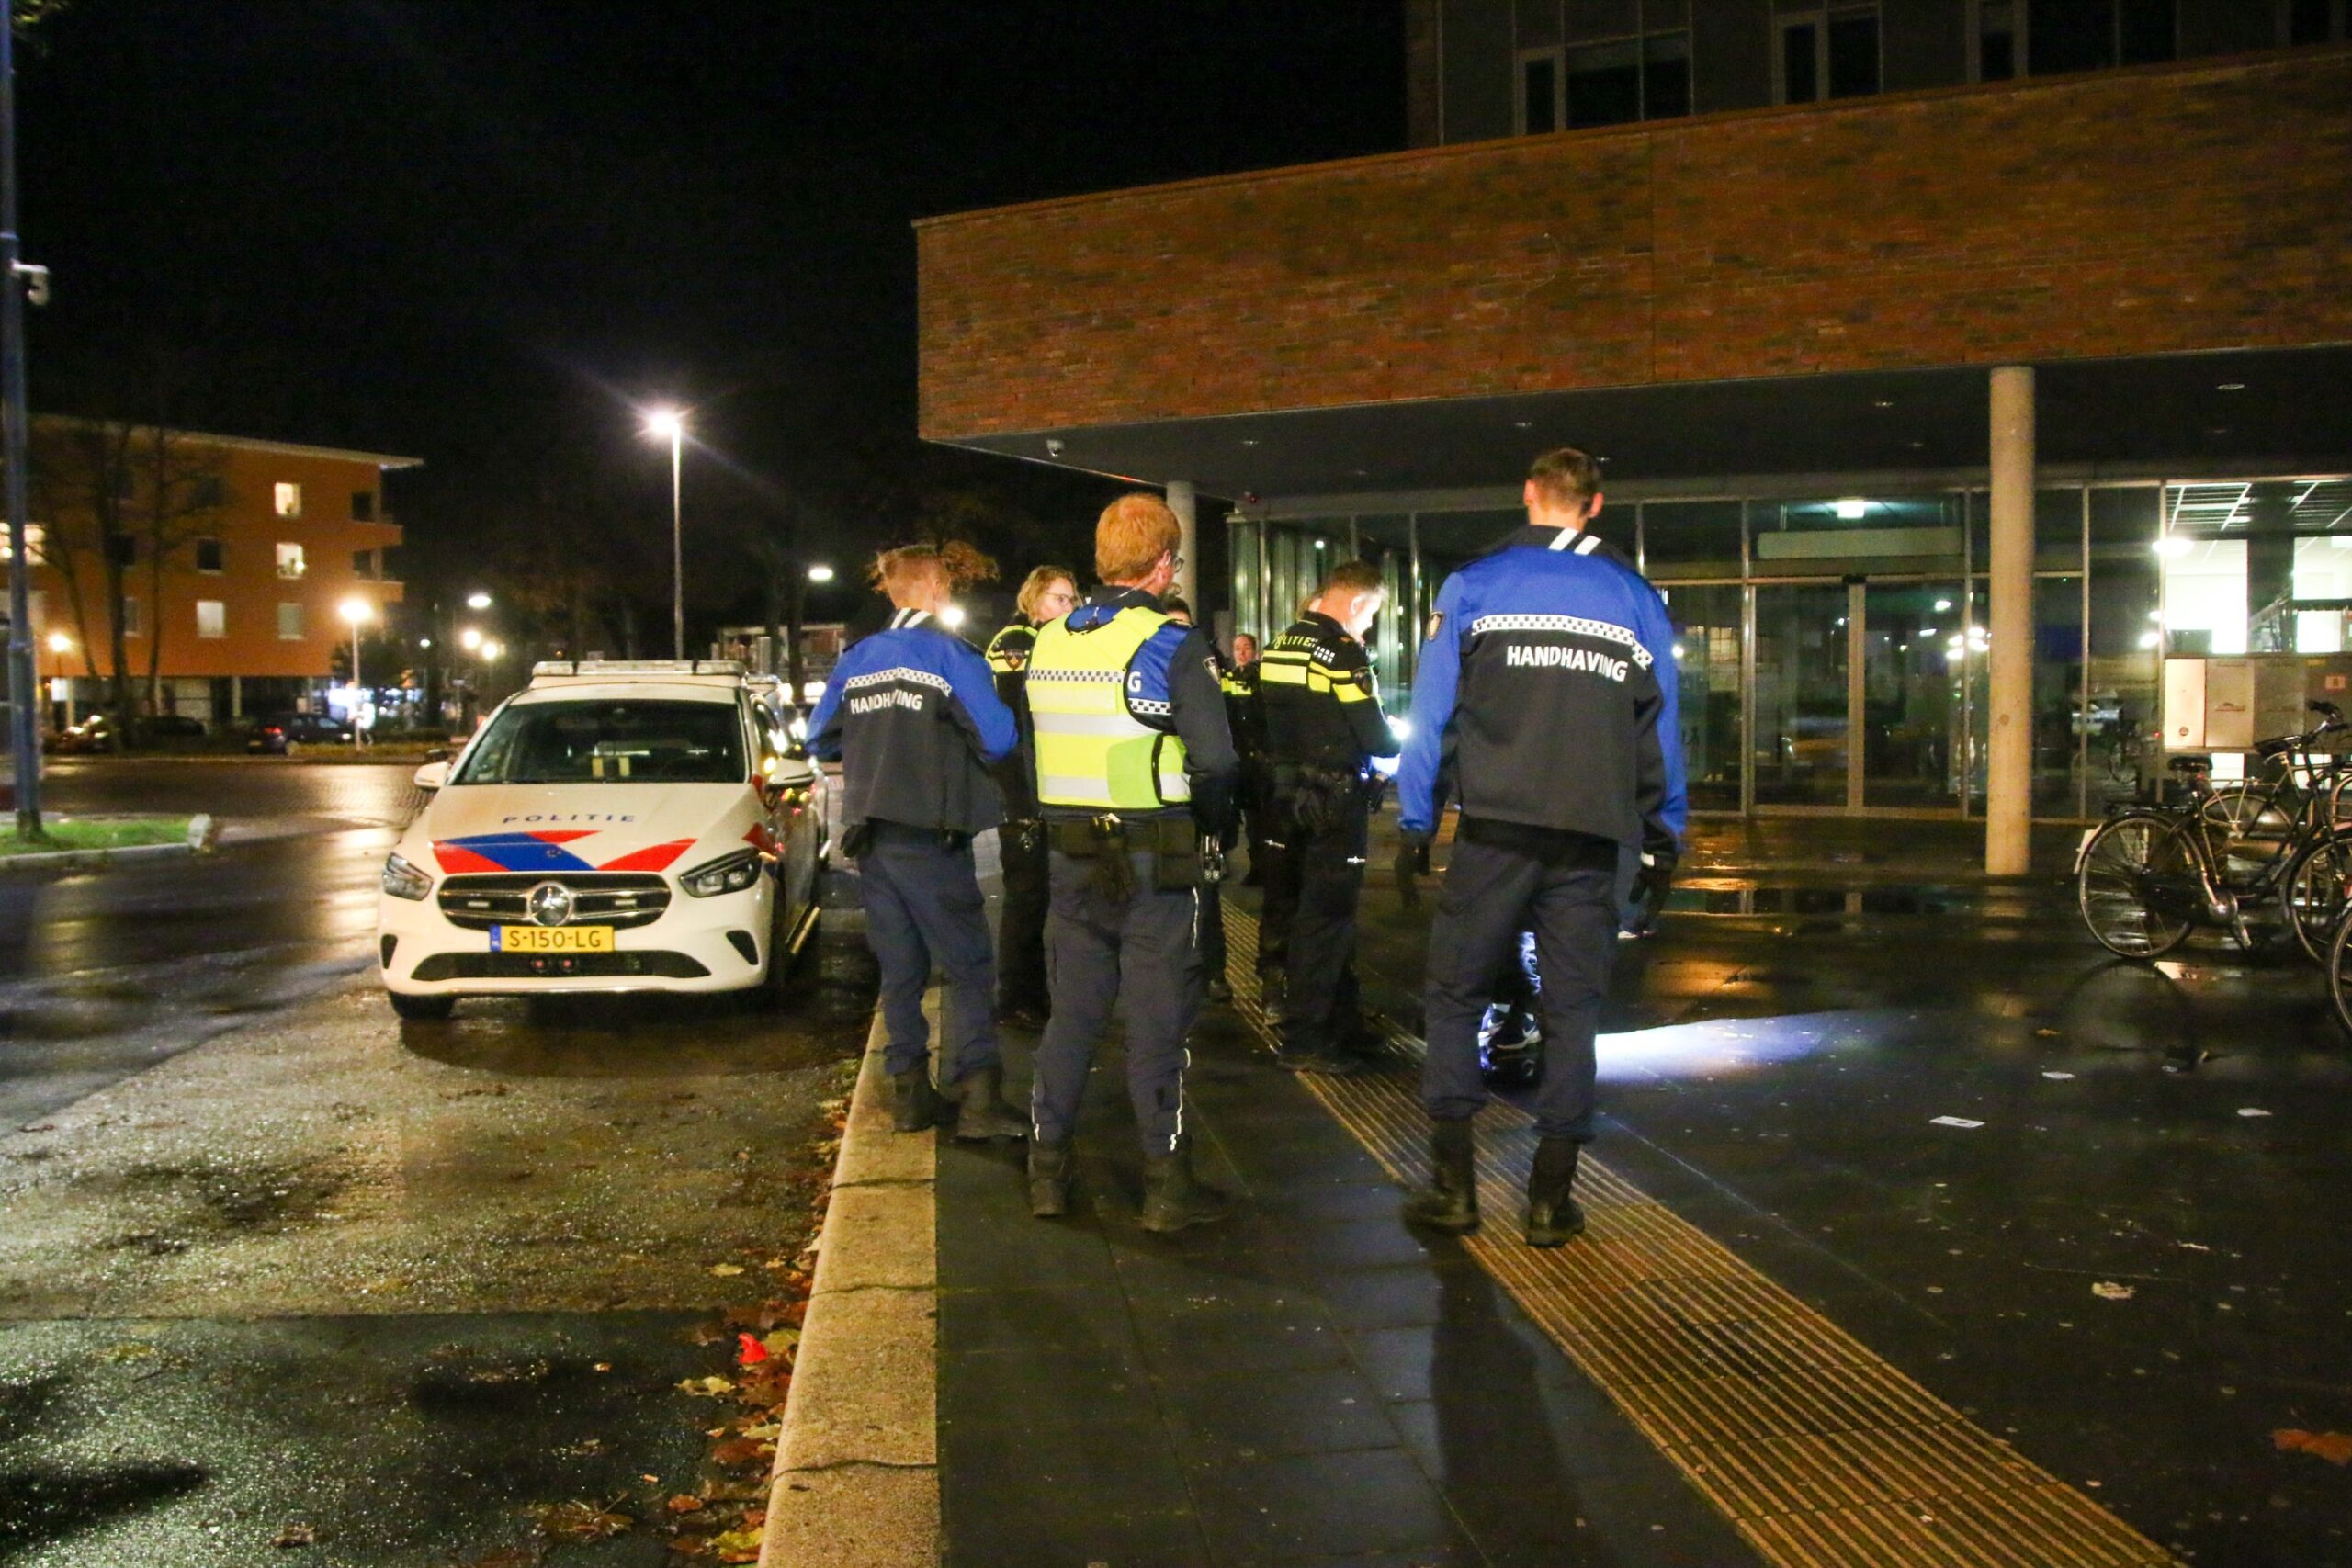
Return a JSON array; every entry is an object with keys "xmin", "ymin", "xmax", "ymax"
[
  {"xmin": 435, "ymin": 872, "xmax": 673, "ymax": 931},
  {"xmin": 410, "ymin": 951, "xmax": 710, "ymax": 982}
]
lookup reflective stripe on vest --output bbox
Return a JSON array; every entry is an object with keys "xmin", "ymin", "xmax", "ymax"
[{"xmin": 1028, "ymin": 607, "xmax": 1191, "ymax": 808}]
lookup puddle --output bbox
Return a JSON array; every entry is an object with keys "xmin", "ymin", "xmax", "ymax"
[
  {"xmin": 409, "ymin": 1353, "xmax": 611, "ymax": 1416},
  {"xmin": 1680, "ymin": 882, "xmax": 2033, "ymax": 919},
  {"xmin": 106, "ymin": 1156, "xmax": 353, "ymax": 1236}
]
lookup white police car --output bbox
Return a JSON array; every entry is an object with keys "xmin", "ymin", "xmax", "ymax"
[{"xmin": 376, "ymin": 660, "xmax": 825, "ymax": 1020}]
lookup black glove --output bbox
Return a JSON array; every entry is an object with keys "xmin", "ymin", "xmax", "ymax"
[
  {"xmin": 1626, "ymin": 849, "xmax": 1677, "ymax": 936},
  {"xmin": 1394, "ymin": 831, "xmax": 1432, "ymax": 912},
  {"xmin": 1190, "ymin": 774, "xmax": 1237, "ymax": 840}
]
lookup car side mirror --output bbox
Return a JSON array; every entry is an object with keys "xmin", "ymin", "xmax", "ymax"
[
  {"xmin": 763, "ymin": 752, "xmax": 817, "ymax": 791},
  {"xmin": 413, "ymin": 761, "xmax": 449, "ymax": 791}
]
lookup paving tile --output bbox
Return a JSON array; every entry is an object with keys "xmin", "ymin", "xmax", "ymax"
[
  {"xmin": 944, "ymin": 1416, "xmax": 1207, "ymax": 1567},
  {"xmin": 1185, "ymin": 1448, "xmax": 1471, "ymax": 1565},
  {"xmin": 1314, "ymin": 1262, "xmax": 1487, "ymax": 1333},
  {"xmin": 1278, "ymin": 1216, "xmax": 1459, "ymax": 1273},
  {"xmin": 937, "ymin": 1282, "xmax": 1137, "ymax": 1357},
  {"xmin": 1132, "ymin": 1300, "xmax": 1354, "ymax": 1377},
  {"xmin": 1343, "ymin": 1320, "xmax": 1577, "ymax": 1406},
  {"xmin": 1154, "ymin": 1361, "xmax": 1400, "ymax": 1467},
  {"xmin": 940, "ymin": 1343, "xmax": 1152, "ymax": 1428}
]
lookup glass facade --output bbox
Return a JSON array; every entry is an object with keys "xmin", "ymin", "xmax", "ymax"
[{"xmin": 1232, "ymin": 473, "xmax": 2352, "ymax": 819}]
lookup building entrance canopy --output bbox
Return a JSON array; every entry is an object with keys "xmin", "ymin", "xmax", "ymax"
[{"xmin": 933, "ymin": 344, "xmax": 2352, "ymax": 514}]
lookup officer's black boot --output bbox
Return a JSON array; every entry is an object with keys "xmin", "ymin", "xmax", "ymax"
[
  {"xmin": 890, "ymin": 1066, "xmax": 947, "ymax": 1134},
  {"xmin": 1400, "ymin": 1118, "xmax": 1480, "ymax": 1235},
  {"xmin": 1139, "ymin": 1137, "xmax": 1233, "ymax": 1234},
  {"xmin": 1027, "ymin": 1139, "xmax": 1072, "ymax": 1218},
  {"xmin": 1524, "ymin": 1136, "xmax": 1586, "ymax": 1247},
  {"xmin": 950, "ymin": 1066, "xmax": 1028, "ymax": 1143},
  {"xmin": 1257, "ymin": 967, "xmax": 1286, "ymax": 1025}
]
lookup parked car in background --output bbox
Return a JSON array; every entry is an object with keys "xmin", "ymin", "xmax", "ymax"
[
  {"xmin": 141, "ymin": 714, "xmax": 208, "ymax": 739},
  {"xmin": 44, "ymin": 711, "xmax": 211, "ymax": 754},
  {"xmin": 247, "ymin": 713, "xmax": 355, "ymax": 752}
]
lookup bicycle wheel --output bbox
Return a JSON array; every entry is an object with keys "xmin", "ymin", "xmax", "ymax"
[
  {"xmin": 2078, "ymin": 810, "xmax": 2198, "ymax": 959},
  {"xmin": 2198, "ymin": 784, "xmax": 2294, "ymax": 889},
  {"xmin": 2330, "ymin": 908, "xmax": 2352, "ymax": 1038},
  {"xmin": 2279, "ymin": 828, "xmax": 2352, "ymax": 965}
]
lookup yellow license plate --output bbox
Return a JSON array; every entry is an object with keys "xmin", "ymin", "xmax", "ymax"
[{"xmin": 492, "ymin": 925, "xmax": 615, "ymax": 953}]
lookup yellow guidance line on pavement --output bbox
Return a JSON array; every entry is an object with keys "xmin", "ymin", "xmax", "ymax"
[{"xmin": 1220, "ymin": 905, "xmax": 2176, "ymax": 1568}]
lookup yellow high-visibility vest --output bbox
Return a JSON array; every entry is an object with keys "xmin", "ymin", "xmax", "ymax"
[{"xmin": 1028, "ymin": 607, "xmax": 1190, "ymax": 809}]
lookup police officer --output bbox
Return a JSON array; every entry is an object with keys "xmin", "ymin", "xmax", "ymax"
[
  {"xmin": 1257, "ymin": 560, "xmax": 1399, "ymax": 1074},
  {"xmin": 1396, "ymin": 447, "xmax": 1685, "ymax": 1246},
  {"xmin": 1222, "ymin": 633, "xmax": 1272, "ymax": 892},
  {"xmin": 984, "ymin": 564, "xmax": 1080, "ymax": 1030},
  {"xmin": 1160, "ymin": 594, "xmax": 1232, "ymax": 1002},
  {"xmin": 809, "ymin": 542, "xmax": 1029, "ymax": 1142},
  {"xmin": 1023, "ymin": 494, "xmax": 1240, "ymax": 1233}
]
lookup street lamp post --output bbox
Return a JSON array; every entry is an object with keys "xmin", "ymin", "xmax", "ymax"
[
  {"xmin": 340, "ymin": 598, "xmax": 371, "ymax": 748},
  {"xmin": 643, "ymin": 408, "xmax": 685, "ymax": 660},
  {"xmin": 2, "ymin": 16, "xmax": 43, "ymax": 834}
]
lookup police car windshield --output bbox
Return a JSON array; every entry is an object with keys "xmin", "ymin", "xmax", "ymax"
[{"xmin": 453, "ymin": 699, "xmax": 743, "ymax": 785}]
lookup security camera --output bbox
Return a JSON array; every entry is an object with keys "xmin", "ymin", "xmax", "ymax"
[{"xmin": 1045, "ymin": 438, "xmax": 1066, "ymax": 458}]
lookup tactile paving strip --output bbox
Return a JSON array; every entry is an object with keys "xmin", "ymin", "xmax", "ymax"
[{"xmin": 1220, "ymin": 903, "xmax": 2176, "ymax": 1568}]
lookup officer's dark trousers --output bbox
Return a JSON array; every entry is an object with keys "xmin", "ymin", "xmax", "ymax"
[
  {"xmin": 994, "ymin": 818, "xmax": 1051, "ymax": 1016},
  {"xmin": 1033, "ymin": 847, "xmax": 1203, "ymax": 1156},
  {"xmin": 1280, "ymin": 807, "xmax": 1368, "ymax": 1057},
  {"xmin": 857, "ymin": 823, "xmax": 1000, "ymax": 1086},
  {"xmin": 1422, "ymin": 820, "xmax": 1618, "ymax": 1141},
  {"xmin": 1256, "ymin": 831, "xmax": 1296, "ymax": 976}
]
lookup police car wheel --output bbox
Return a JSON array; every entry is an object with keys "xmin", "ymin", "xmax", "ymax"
[{"xmin": 389, "ymin": 991, "xmax": 455, "ymax": 1022}]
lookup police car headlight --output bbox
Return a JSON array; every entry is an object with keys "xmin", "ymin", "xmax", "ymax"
[
  {"xmin": 681, "ymin": 848, "xmax": 763, "ymax": 897},
  {"xmin": 381, "ymin": 852, "xmax": 433, "ymax": 901}
]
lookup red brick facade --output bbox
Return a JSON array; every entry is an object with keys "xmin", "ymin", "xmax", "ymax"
[{"xmin": 917, "ymin": 48, "xmax": 2352, "ymax": 440}]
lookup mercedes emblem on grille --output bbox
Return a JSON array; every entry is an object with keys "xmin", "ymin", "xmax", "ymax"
[{"xmin": 527, "ymin": 882, "xmax": 575, "ymax": 928}]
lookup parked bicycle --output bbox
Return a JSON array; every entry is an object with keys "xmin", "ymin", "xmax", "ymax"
[{"xmin": 2075, "ymin": 702, "xmax": 2349, "ymax": 961}]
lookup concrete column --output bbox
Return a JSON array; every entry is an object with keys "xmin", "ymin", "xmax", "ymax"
[
  {"xmin": 1166, "ymin": 480, "xmax": 1198, "ymax": 611},
  {"xmin": 1986, "ymin": 365, "xmax": 2036, "ymax": 876}
]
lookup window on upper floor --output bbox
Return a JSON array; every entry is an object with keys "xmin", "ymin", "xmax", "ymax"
[
  {"xmin": 1516, "ymin": 16, "xmax": 1691, "ymax": 132},
  {"xmin": 275, "ymin": 481, "xmax": 302, "ymax": 518},
  {"xmin": 277, "ymin": 542, "xmax": 306, "ymax": 580},
  {"xmin": 353, "ymin": 548, "xmax": 377, "ymax": 580},
  {"xmin": 119, "ymin": 595, "xmax": 143, "ymax": 637},
  {"xmin": 2287, "ymin": 0, "xmax": 2349, "ymax": 42},
  {"xmin": 190, "ymin": 475, "xmax": 227, "ymax": 510},
  {"xmin": 277, "ymin": 601, "xmax": 305, "ymax": 641},
  {"xmin": 1974, "ymin": 0, "xmax": 2019, "ymax": 81},
  {"xmin": 351, "ymin": 490, "xmax": 376, "ymax": 522},
  {"xmin": 197, "ymin": 600, "xmax": 226, "ymax": 639},
  {"xmin": 105, "ymin": 534, "xmax": 137, "ymax": 569},
  {"xmin": 0, "ymin": 523, "xmax": 45, "ymax": 565},
  {"xmin": 2027, "ymin": 0, "xmax": 2175, "ymax": 76},
  {"xmin": 1779, "ymin": 6, "xmax": 1880, "ymax": 105},
  {"xmin": 195, "ymin": 536, "xmax": 225, "ymax": 573}
]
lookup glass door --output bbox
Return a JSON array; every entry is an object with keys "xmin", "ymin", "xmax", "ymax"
[
  {"xmin": 1861, "ymin": 581, "xmax": 1964, "ymax": 809},
  {"xmin": 1753, "ymin": 583, "xmax": 1849, "ymax": 807}
]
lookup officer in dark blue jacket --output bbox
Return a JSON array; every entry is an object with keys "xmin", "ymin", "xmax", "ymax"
[
  {"xmin": 1396, "ymin": 447, "xmax": 1686, "ymax": 1247},
  {"xmin": 810, "ymin": 543, "xmax": 1027, "ymax": 1142}
]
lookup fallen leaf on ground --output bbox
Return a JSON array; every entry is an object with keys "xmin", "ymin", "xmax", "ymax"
[
  {"xmin": 762, "ymin": 1327, "xmax": 800, "ymax": 1355},
  {"xmin": 2091, "ymin": 1281, "xmax": 2134, "ymax": 1301},
  {"xmin": 535, "ymin": 1498, "xmax": 632, "ymax": 1542},
  {"xmin": 709, "ymin": 1263, "xmax": 745, "ymax": 1278},
  {"xmin": 712, "ymin": 1437, "xmax": 773, "ymax": 1466},
  {"xmin": 2276, "ymin": 1429, "xmax": 2352, "ymax": 1465},
  {"xmin": 676, "ymin": 1376, "xmax": 734, "ymax": 1397},
  {"xmin": 736, "ymin": 1333, "xmax": 768, "ymax": 1366},
  {"xmin": 666, "ymin": 1495, "xmax": 707, "ymax": 1514},
  {"xmin": 708, "ymin": 1525, "xmax": 764, "ymax": 1563},
  {"xmin": 272, "ymin": 1522, "xmax": 316, "ymax": 1548}
]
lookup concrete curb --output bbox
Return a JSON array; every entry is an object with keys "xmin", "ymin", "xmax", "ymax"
[
  {"xmin": 759, "ymin": 996, "xmax": 941, "ymax": 1568},
  {"xmin": 0, "ymin": 840, "xmax": 198, "ymax": 875}
]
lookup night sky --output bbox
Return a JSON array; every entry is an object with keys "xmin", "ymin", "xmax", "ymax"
[{"xmin": 18, "ymin": 0, "xmax": 1403, "ymax": 633}]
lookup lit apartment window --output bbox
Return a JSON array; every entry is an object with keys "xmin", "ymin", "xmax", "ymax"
[
  {"xmin": 275, "ymin": 481, "xmax": 302, "ymax": 518},
  {"xmin": 0, "ymin": 523, "xmax": 41, "ymax": 563},
  {"xmin": 2288, "ymin": 0, "xmax": 2349, "ymax": 41},
  {"xmin": 1780, "ymin": 5, "xmax": 1880, "ymax": 105},
  {"xmin": 277, "ymin": 542, "xmax": 306, "ymax": 579},
  {"xmin": 351, "ymin": 490, "xmax": 376, "ymax": 522},
  {"xmin": 197, "ymin": 600, "xmax": 226, "ymax": 639},
  {"xmin": 352, "ymin": 548, "xmax": 377, "ymax": 580},
  {"xmin": 277, "ymin": 602, "xmax": 305, "ymax": 640},
  {"xmin": 195, "ymin": 536, "xmax": 225, "ymax": 573},
  {"xmin": 119, "ymin": 595, "xmax": 143, "ymax": 637}
]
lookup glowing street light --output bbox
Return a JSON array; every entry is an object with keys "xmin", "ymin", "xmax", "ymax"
[
  {"xmin": 466, "ymin": 591, "xmax": 492, "ymax": 611},
  {"xmin": 807, "ymin": 563, "xmax": 835, "ymax": 584},
  {"xmin": 642, "ymin": 405, "xmax": 687, "ymax": 659},
  {"xmin": 44, "ymin": 630, "xmax": 67, "ymax": 655},
  {"xmin": 459, "ymin": 626, "xmax": 482, "ymax": 652},
  {"xmin": 481, "ymin": 639, "xmax": 504, "ymax": 661},
  {"xmin": 339, "ymin": 598, "xmax": 373, "ymax": 747}
]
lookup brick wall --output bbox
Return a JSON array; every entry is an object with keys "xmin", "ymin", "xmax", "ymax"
[{"xmin": 916, "ymin": 49, "xmax": 2352, "ymax": 441}]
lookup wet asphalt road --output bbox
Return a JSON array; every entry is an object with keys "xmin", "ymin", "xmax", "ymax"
[{"xmin": 1, "ymin": 761, "xmax": 877, "ymax": 1565}]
